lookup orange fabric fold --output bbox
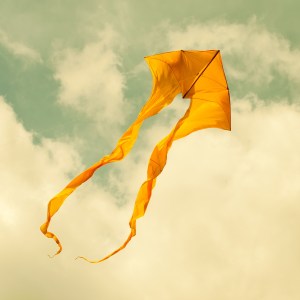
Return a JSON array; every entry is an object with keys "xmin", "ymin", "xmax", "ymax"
[{"xmin": 41, "ymin": 50, "xmax": 231, "ymax": 263}]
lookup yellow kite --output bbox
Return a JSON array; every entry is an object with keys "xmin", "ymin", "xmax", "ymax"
[{"xmin": 41, "ymin": 50, "xmax": 231, "ymax": 263}]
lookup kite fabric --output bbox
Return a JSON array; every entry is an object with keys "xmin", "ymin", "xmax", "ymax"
[{"xmin": 40, "ymin": 49, "xmax": 231, "ymax": 263}]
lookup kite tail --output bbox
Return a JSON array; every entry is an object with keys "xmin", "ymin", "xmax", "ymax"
[
  {"xmin": 77, "ymin": 95, "xmax": 231, "ymax": 263},
  {"xmin": 40, "ymin": 87, "xmax": 180, "ymax": 258},
  {"xmin": 76, "ymin": 98, "xmax": 194, "ymax": 263},
  {"xmin": 75, "ymin": 230, "xmax": 135, "ymax": 263}
]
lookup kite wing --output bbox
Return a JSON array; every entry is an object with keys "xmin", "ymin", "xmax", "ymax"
[{"xmin": 40, "ymin": 50, "xmax": 231, "ymax": 263}]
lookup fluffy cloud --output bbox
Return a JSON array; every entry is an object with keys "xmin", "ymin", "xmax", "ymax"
[
  {"xmin": 108, "ymin": 94, "xmax": 300, "ymax": 299},
  {"xmin": 1, "ymin": 89, "xmax": 300, "ymax": 299},
  {"xmin": 0, "ymin": 29, "xmax": 42, "ymax": 63},
  {"xmin": 53, "ymin": 27, "xmax": 126, "ymax": 135}
]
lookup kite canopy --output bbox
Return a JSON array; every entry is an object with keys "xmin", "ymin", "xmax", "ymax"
[{"xmin": 40, "ymin": 50, "xmax": 231, "ymax": 263}]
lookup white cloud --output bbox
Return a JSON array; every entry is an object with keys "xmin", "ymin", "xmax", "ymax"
[
  {"xmin": 0, "ymin": 29, "xmax": 42, "ymax": 63},
  {"xmin": 106, "ymin": 94, "xmax": 300, "ymax": 299},
  {"xmin": 1, "ymin": 89, "xmax": 300, "ymax": 299},
  {"xmin": 166, "ymin": 18, "xmax": 300, "ymax": 85},
  {"xmin": 53, "ymin": 27, "xmax": 126, "ymax": 135},
  {"xmin": 0, "ymin": 96, "xmax": 81, "ymax": 228}
]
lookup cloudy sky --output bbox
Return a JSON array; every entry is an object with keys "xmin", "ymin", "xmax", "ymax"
[{"xmin": 1, "ymin": 0, "xmax": 300, "ymax": 299}]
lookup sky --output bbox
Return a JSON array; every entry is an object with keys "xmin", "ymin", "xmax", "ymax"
[{"xmin": 0, "ymin": 0, "xmax": 300, "ymax": 299}]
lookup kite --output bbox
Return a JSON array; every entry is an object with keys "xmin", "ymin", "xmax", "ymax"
[{"xmin": 40, "ymin": 49, "xmax": 231, "ymax": 263}]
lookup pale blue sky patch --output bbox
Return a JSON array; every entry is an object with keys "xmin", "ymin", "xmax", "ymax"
[{"xmin": 0, "ymin": 28, "xmax": 42, "ymax": 63}]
